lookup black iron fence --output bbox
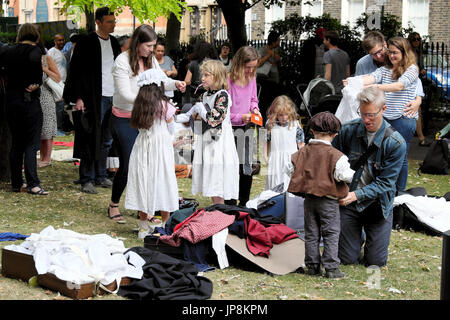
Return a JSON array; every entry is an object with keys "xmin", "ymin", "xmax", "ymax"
[{"xmin": 423, "ymin": 42, "xmax": 449, "ymax": 117}]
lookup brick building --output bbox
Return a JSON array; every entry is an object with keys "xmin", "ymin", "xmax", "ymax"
[{"xmin": 246, "ymin": 0, "xmax": 449, "ymax": 43}]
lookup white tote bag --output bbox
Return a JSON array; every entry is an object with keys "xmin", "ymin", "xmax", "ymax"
[{"xmin": 45, "ymin": 77, "xmax": 64, "ymax": 101}]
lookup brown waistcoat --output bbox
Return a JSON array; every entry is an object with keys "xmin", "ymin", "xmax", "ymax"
[{"xmin": 287, "ymin": 143, "xmax": 349, "ymax": 198}]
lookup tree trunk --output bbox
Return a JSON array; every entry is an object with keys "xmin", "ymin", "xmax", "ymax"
[
  {"xmin": 216, "ymin": 0, "xmax": 248, "ymax": 52},
  {"xmin": 165, "ymin": 12, "xmax": 181, "ymax": 55},
  {"xmin": 85, "ymin": 4, "xmax": 96, "ymax": 33}
]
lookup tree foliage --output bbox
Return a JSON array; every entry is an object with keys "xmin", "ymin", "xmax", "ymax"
[{"xmin": 58, "ymin": 0, "xmax": 187, "ymax": 24}]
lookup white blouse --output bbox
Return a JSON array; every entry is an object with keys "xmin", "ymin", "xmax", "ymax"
[{"xmin": 112, "ymin": 51, "xmax": 178, "ymax": 113}]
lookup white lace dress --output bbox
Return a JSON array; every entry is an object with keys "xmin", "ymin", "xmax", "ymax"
[
  {"xmin": 191, "ymin": 90, "xmax": 239, "ymax": 200},
  {"xmin": 125, "ymin": 104, "xmax": 179, "ymax": 215},
  {"xmin": 265, "ymin": 121, "xmax": 300, "ymax": 190}
]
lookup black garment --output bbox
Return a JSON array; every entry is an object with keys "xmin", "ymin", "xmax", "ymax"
[
  {"xmin": 63, "ymin": 32, "xmax": 121, "ymax": 161},
  {"xmin": 206, "ymin": 203, "xmax": 284, "ymax": 225},
  {"xmin": 2, "ymin": 44, "xmax": 43, "ymax": 189},
  {"xmin": 118, "ymin": 247, "xmax": 213, "ymax": 300}
]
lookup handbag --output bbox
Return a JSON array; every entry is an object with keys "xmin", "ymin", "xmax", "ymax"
[
  {"xmin": 418, "ymin": 139, "xmax": 449, "ymax": 175},
  {"xmin": 45, "ymin": 77, "xmax": 64, "ymax": 101}
]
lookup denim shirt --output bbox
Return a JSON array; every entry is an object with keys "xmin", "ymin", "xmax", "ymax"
[{"xmin": 332, "ymin": 118, "xmax": 406, "ymax": 218}]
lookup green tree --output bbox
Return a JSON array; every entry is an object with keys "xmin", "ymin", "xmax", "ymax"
[{"xmin": 58, "ymin": 0, "xmax": 187, "ymax": 32}]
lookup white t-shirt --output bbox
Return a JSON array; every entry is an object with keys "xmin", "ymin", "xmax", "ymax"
[
  {"xmin": 47, "ymin": 47, "xmax": 67, "ymax": 82},
  {"xmin": 99, "ymin": 36, "xmax": 115, "ymax": 97}
]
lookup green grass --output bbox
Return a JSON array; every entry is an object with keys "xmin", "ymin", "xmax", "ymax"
[{"xmin": 0, "ymin": 135, "xmax": 448, "ymax": 300}]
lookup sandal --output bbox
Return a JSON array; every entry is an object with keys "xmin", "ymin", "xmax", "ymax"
[
  {"xmin": 148, "ymin": 216, "xmax": 162, "ymax": 225},
  {"xmin": 108, "ymin": 204, "xmax": 126, "ymax": 224},
  {"xmin": 28, "ymin": 186, "xmax": 49, "ymax": 195},
  {"xmin": 419, "ymin": 139, "xmax": 431, "ymax": 147},
  {"xmin": 37, "ymin": 161, "xmax": 52, "ymax": 168}
]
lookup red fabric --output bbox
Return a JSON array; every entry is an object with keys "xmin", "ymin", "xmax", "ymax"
[
  {"xmin": 53, "ymin": 141, "xmax": 74, "ymax": 147},
  {"xmin": 160, "ymin": 210, "xmax": 235, "ymax": 247},
  {"xmin": 238, "ymin": 211, "xmax": 298, "ymax": 258}
]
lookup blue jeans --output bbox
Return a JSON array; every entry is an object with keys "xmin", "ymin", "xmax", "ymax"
[
  {"xmin": 79, "ymin": 96, "xmax": 113, "ymax": 184},
  {"xmin": 386, "ymin": 116, "xmax": 416, "ymax": 192},
  {"xmin": 339, "ymin": 202, "xmax": 393, "ymax": 267},
  {"xmin": 110, "ymin": 113, "xmax": 139, "ymax": 203}
]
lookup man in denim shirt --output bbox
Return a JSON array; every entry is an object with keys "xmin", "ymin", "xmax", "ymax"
[{"xmin": 332, "ymin": 87, "xmax": 406, "ymax": 267}]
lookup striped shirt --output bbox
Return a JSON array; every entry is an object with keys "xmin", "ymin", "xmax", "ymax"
[{"xmin": 371, "ymin": 65, "xmax": 419, "ymax": 120}]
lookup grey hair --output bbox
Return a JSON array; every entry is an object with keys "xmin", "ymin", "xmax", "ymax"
[{"xmin": 357, "ymin": 86, "xmax": 386, "ymax": 110}]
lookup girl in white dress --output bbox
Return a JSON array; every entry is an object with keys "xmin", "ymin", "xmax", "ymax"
[
  {"xmin": 125, "ymin": 69, "xmax": 179, "ymax": 239},
  {"xmin": 176, "ymin": 60, "xmax": 239, "ymax": 205},
  {"xmin": 264, "ymin": 95, "xmax": 305, "ymax": 191}
]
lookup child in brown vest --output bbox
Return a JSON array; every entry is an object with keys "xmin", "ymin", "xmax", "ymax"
[{"xmin": 287, "ymin": 112, "xmax": 354, "ymax": 278}]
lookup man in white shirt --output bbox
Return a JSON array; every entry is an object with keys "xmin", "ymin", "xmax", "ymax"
[{"xmin": 47, "ymin": 34, "xmax": 67, "ymax": 136}]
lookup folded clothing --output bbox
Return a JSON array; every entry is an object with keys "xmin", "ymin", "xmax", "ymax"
[{"xmin": 0, "ymin": 232, "xmax": 28, "ymax": 242}]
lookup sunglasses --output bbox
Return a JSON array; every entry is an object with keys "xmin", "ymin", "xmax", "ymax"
[{"xmin": 413, "ymin": 38, "xmax": 421, "ymax": 41}]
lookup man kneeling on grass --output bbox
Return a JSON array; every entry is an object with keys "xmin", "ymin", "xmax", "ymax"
[{"xmin": 332, "ymin": 86, "xmax": 406, "ymax": 268}]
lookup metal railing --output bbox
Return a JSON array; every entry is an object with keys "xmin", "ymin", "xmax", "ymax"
[{"xmin": 423, "ymin": 42, "xmax": 449, "ymax": 117}]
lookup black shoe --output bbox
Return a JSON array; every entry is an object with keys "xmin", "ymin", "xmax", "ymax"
[
  {"xmin": 306, "ymin": 264, "xmax": 322, "ymax": 276},
  {"xmin": 95, "ymin": 178, "xmax": 113, "ymax": 188},
  {"xmin": 82, "ymin": 182, "xmax": 98, "ymax": 194},
  {"xmin": 325, "ymin": 268, "xmax": 346, "ymax": 279}
]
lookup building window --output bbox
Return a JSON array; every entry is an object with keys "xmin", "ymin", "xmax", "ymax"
[
  {"xmin": 402, "ymin": 0, "xmax": 429, "ymax": 36},
  {"xmin": 341, "ymin": 0, "xmax": 365, "ymax": 28},
  {"xmin": 302, "ymin": 0, "xmax": 323, "ymax": 18},
  {"xmin": 264, "ymin": 2, "xmax": 285, "ymax": 38}
]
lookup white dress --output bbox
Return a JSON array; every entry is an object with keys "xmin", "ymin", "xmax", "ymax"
[
  {"xmin": 265, "ymin": 121, "xmax": 300, "ymax": 190},
  {"xmin": 125, "ymin": 105, "xmax": 179, "ymax": 215},
  {"xmin": 191, "ymin": 90, "xmax": 239, "ymax": 200}
]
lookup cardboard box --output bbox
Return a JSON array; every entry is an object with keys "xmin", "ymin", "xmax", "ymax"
[{"xmin": 1, "ymin": 248, "xmax": 130, "ymax": 299}]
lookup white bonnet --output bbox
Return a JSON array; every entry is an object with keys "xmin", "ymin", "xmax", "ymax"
[{"xmin": 137, "ymin": 68, "xmax": 168, "ymax": 88}]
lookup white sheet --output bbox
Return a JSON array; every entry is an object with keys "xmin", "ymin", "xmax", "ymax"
[
  {"xmin": 5, "ymin": 226, "xmax": 144, "ymax": 285},
  {"xmin": 394, "ymin": 195, "xmax": 450, "ymax": 233}
]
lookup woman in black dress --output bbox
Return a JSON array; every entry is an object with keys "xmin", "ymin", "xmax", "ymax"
[{"xmin": 2, "ymin": 23, "xmax": 48, "ymax": 195}]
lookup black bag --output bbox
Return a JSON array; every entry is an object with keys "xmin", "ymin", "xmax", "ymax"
[{"xmin": 418, "ymin": 139, "xmax": 449, "ymax": 175}]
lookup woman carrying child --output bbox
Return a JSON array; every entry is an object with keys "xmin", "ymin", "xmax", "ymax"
[
  {"xmin": 176, "ymin": 60, "xmax": 239, "ymax": 205},
  {"xmin": 264, "ymin": 95, "xmax": 305, "ymax": 191},
  {"xmin": 125, "ymin": 69, "xmax": 180, "ymax": 239}
]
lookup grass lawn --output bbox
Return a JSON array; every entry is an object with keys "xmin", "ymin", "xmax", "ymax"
[{"xmin": 0, "ymin": 134, "xmax": 448, "ymax": 300}]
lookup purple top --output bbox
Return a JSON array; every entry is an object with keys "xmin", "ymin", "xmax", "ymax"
[{"xmin": 227, "ymin": 77, "xmax": 259, "ymax": 126}]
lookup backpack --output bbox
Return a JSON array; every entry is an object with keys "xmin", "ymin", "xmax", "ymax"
[{"xmin": 418, "ymin": 139, "xmax": 449, "ymax": 175}]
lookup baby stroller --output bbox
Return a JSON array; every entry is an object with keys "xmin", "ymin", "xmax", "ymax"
[{"xmin": 296, "ymin": 78, "xmax": 342, "ymax": 142}]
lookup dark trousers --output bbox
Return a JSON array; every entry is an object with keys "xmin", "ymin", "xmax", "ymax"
[
  {"xmin": 7, "ymin": 97, "xmax": 42, "ymax": 189},
  {"xmin": 338, "ymin": 202, "xmax": 393, "ymax": 267},
  {"xmin": 225, "ymin": 164, "xmax": 253, "ymax": 206},
  {"xmin": 110, "ymin": 113, "xmax": 138, "ymax": 203},
  {"xmin": 304, "ymin": 195, "xmax": 341, "ymax": 270},
  {"xmin": 79, "ymin": 96, "xmax": 113, "ymax": 185},
  {"xmin": 55, "ymin": 100, "xmax": 65, "ymax": 132}
]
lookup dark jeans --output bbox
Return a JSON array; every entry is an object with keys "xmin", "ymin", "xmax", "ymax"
[
  {"xmin": 224, "ymin": 164, "xmax": 253, "ymax": 207},
  {"xmin": 110, "ymin": 113, "xmax": 139, "ymax": 203},
  {"xmin": 338, "ymin": 201, "xmax": 393, "ymax": 267},
  {"xmin": 7, "ymin": 97, "xmax": 43, "ymax": 189},
  {"xmin": 79, "ymin": 96, "xmax": 113, "ymax": 185},
  {"xmin": 55, "ymin": 100, "xmax": 65, "ymax": 132},
  {"xmin": 304, "ymin": 195, "xmax": 341, "ymax": 270}
]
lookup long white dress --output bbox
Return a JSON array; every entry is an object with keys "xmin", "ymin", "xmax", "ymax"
[
  {"xmin": 191, "ymin": 90, "xmax": 239, "ymax": 200},
  {"xmin": 265, "ymin": 121, "xmax": 300, "ymax": 191},
  {"xmin": 125, "ymin": 104, "xmax": 179, "ymax": 215}
]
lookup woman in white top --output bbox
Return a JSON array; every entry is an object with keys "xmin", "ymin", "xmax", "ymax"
[{"xmin": 107, "ymin": 24, "xmax": 185, "ymax": 223}]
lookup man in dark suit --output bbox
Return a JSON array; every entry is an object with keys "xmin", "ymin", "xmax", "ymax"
[{"xmin": 63, "ymin": 7, "xmax": 122, "ymax": 194}]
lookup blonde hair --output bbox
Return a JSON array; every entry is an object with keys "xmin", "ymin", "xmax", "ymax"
[
  {"xmin": 386, "ymin": 37, "xmax": 418, "ymax": 79},
  {"xmin": 266, "ymin": 95, "xmax": 299, "ymax": 131},
  {"xmin": 200, "ymin": 59, "xmax": 228, "ymax": 90},
  {"xmin": 229, "ymin": 46, "xmax": 259, "ymax": 84}
]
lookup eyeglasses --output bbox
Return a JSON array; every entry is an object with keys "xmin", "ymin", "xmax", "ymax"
[
  {"xmin": 412, "ymin": 38, "xmax": 421, "ymax": 41},
  {"xmin": 357, "ymin": 107, "xmax": 383, "ymax": 119},
  {"xmin": 388, "ymin": 49, "xmax": 401, "ymax": 56},
  {"xmin": 370, "ymin": 47, "xmax": 385, "ymax": 57}
]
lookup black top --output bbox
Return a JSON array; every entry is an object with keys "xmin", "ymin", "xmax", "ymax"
[{"xmin": 1, "ymin": 43, "xmax": 42, "ymax": 99}]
